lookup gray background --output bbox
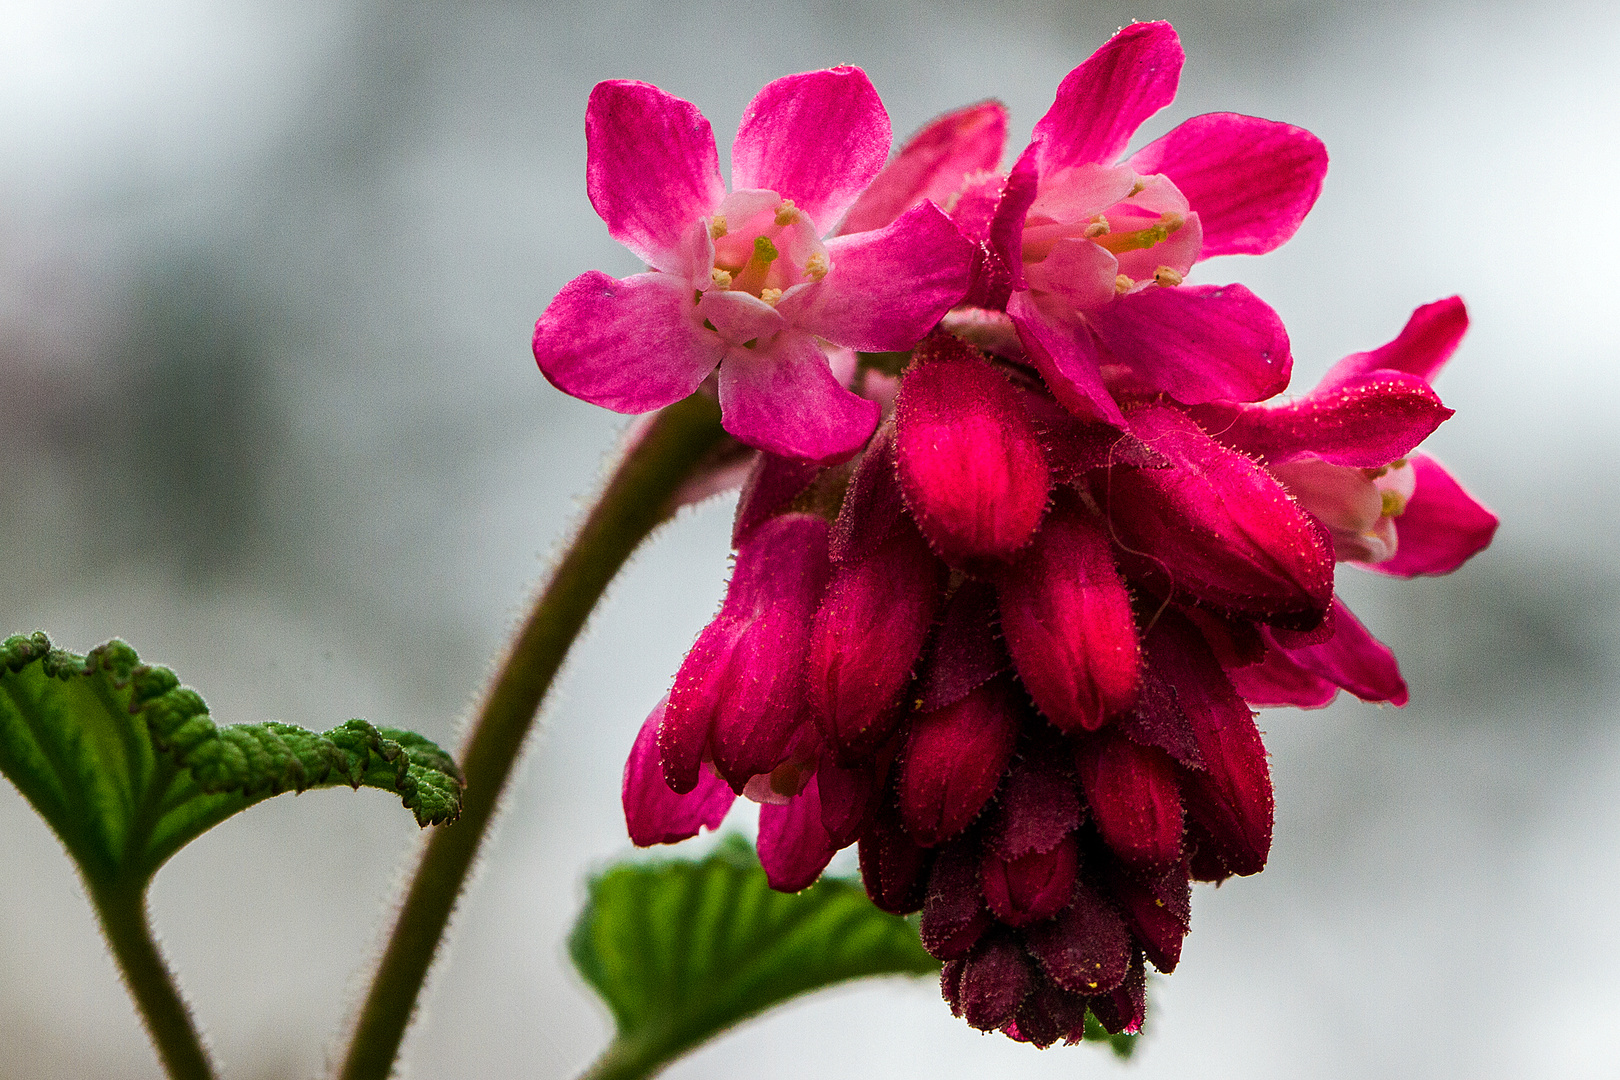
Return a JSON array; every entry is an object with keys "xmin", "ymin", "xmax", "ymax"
[{"xmin": 3, "ymin": 0, "xmax": 1618, "ymax": 1077}]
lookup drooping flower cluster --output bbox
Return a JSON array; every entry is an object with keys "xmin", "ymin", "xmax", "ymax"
[{"xmin": 539, "ymin": 20, "xmax": 1497, "ymax": 1047}]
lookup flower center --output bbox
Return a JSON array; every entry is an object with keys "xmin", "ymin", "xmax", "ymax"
[{"xmin": 706, "ymin": 189, "xmax": 830, "ymax": 305}]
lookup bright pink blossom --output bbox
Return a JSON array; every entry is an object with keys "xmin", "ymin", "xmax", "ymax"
[{"xmin": 534, "ymin": 70, "xmax": 975, "ymax": 463}]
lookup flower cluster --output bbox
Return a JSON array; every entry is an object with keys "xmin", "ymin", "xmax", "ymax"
[{"xmin": 539, "ymin": 21, "xmax": 1496, "ymax": 1047}]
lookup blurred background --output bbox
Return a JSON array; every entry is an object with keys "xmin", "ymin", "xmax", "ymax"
[{"xmin": 2, "ymin": 0, "xmax": 1617, "ymax": 1077}]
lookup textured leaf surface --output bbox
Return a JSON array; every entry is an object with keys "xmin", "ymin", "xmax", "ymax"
[
  {"xmin": 0, "ymin": 632, "xmax": 462, "ymax": 886},
  {"xmin": 570, "ymin": 836, "xmax": 939, "ymax": 1073}
]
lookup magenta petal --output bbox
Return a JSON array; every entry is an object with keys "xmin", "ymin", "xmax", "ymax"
[
  {"xmin": 534, "ymin": 271, "xmax": 717, "ymax": 414},
  {"xmin": 1088, "ymin": 283, "xmax": 1292, "ymax": 405},
  {"xmin": 1126, "ymin": 112, "xmax": 1326, "ymax": 258},
  {"xmin": 830, "ymin": 422, "xmax": 906, "ymax": 563},
  {"xmin": 663, "ymin": 514, "xmax": 830, "ymax": 792},
  {"xmin": 808, "ymin": 520, "xmax": 944, "ymax": 759},
  {"xmin": 899, "ymin": 680, "xmax": 1021, "ymax": 846},
  {"xmin": 624, "ymin": 696, "xmax": 735, "ymax": 845},
  {"xmin": 997, "ymin": 501, "xmax": 1140, "ymax": 733},
  {"xmin": 1031, "ymin": 22, "xmax": 1183, "ymax": 173},
  {"xmin": 1099, "ymin": 858, "xmax": 1192, "ymax": 974},
  {"xmin": 1364, "ymin": 453, "xmax": 1498, "ymax": 577},
  {"xmin": 1321, "ymin": 296, "xmax": 1470, "ymax": 391},
  {"xmin": 1107, "ymin": 404, "xmax": 1335, "ymax": 629},
  {"xmin": 781, "ymin": 202, "xmax": 975, "ymax": 351},
  {"xmin": 758, "ymin": 774, "xmax": 838, "ymax": 892},
  {"xmin": 1228, "ymin": 649, "xmax": 1339, "ymax": 709},
  {"xmin": 1276, "ymin": 600, "xmax": 1408, "ymax": 705},
  {"xmin": 1007, "ymin": 292, "xmax": 1124, "ymax": 424},
  {"xmin": 1076, "ymin": 734, "xmax": 1184, "ymax": 871},
  {"xmin": 1193, "ymin": 371, "xmax": 1454, "ymax": 468},
  {"xmin": 990, "ymin": 144, "xmax": 1041, "ymax": 289},
  {"xmin": 718, "ymin": 331, "xmax": 879, "ymax": 463},
  {"xmin": 895, "ymin": 334, "xmax": 1052, "ymax": 565},
  {"xmin": 732, "ymin": 66, "xmax": 891, "ymax": 229},
  {"xmin": 1023, "ymin": 878, "xmax": 1132, "ymax": 995},
  {"xmin": 840, "ymin": 100, "xmax": 1008, "ymax": 236},
  {"xmin": 586, "ymin": 80, "xmax": 726, "ymax": 272}
]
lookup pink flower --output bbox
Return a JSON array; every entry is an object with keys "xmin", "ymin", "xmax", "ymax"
[
  {"xmin": 533, "ymin": 69, "xmax": 975, "ymax": 463},
  {"xmin": 978, "ymin": 22, "xmax": 1327, "ymax": 424}
]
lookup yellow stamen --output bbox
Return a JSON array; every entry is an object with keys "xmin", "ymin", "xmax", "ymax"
[
  {"xmin": 1129, "ymin": 178, "xmax": 1148, "ymax": 196},
  {"xmin": 805, "ymin": 251, "xmax": 829, "ymax": 280},
  {"xmin": 710, "ymin": 268, "xmax": 733, "ymax": 290},
  {"xmin": 774, "ymin": 199, "xmax": 802, "ymax": 226},
  {"xmin": 1115, "ymin": 274, "xmax": 1134, "ymax": 294},
  {"xmin": 1381, "ymin": 490, "xmax": 1409, "ymax": 517},
  {"xmin": 1095, "ymin": 211, "xmax": 1186, "ymax": 255},
  {"xmin": 1083, "ymin": 216, "xmax": 1110, "ymax": 239},
  {"xmin": 709, "ymin": 216, "xmax": 728, "ymax": 239},
  {"xmin": 760, "ymin": 287, "xmax": 783, "ymax": 306},
  {"xmin": 1153, "ymin": 266, "xmax": 1184, "ymax": 287}
]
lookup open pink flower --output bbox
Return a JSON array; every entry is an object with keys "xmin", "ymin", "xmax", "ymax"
[
  {"xmin": 980, "ymin": 21, "xmax": 1325, "ymax": 423},
  {"xmin": 533, "ymin": 69, "xmax": 975, "ymax": 463}
]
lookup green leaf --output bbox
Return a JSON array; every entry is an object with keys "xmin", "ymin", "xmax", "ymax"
[
  {"xmin": 570, "ymin": 836, "xmax": 938, "ymax": 1078},
  {"xmin": 0, "ymin": 631, "xmax": 462, "ymax": 888}
]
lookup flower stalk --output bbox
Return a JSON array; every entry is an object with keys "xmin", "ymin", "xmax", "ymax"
[{"xmin": 338, "ymin": 392, "xmax": 731, "ymax": 1080}]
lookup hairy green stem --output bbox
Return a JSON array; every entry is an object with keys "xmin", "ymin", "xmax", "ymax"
[
  {"xmin": 338, "ymin": 394, "xmax": 731, "ymax": 1080},
  {"xmin": 575, "ymin": 1035, "xmax": 669, "ymax": 1080},
  {"xmin": 91, "ymin": 879, "xmax": 217, "ymax": 1080}
]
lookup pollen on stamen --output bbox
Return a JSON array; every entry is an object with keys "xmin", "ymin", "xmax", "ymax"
[
  {"xmin": 774, "ymin": 200, "xmax": 802, "ymax": 227},
  {"xmin": 805, "ymin": 251, "xmax": 829, "ymax": 280},
  {"xmin": 760, "ymin": 287, "xmax": 783, "ymax": 306},
  {"xmin": 1153, "ymin": 266, "xmax": 1184, "ymax": 287},
  {"xmin": 1114, "ymin": 274, "xmax": 1134, "ymax": 294},
  {"xmin": 1128, "ymin": 178, "xmax": 1148, "ymax": 196},
  {"xmin": 1084, "ymin": 216, "xmax": 1110, "ymax": 239},
  {"xmin": 1381, "ymin": 490, "xmax": 1409, "ymax": 516},
  {"xmin": 709, "ymin": 216, "xmax": 728, "ymax": 240},
  {"xmin": 710, "ymin": 268, "xmax": 733, "ymax": 290}
]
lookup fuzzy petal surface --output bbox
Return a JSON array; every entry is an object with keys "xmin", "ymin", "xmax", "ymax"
[
  {"xmin": 1127, "ymin": 112, "xmax": 1326, "ymax": 257},
  {"xmin": 1008, "ymin": 292, "xmax": 1124, "ymax": 423},
  {"xmin": 758, "ymin": 774, "xmax": 839, "ymax": 891},
  {"xmin": 840, "ymin": 100, "xmax": 1008, "ymax": 235},
  {"xmin": 916, "ymin": 581, "xmax": 1011, "ymax": 713},
  {"xmin": 1363, "ymin": 453, "xmax": 1498, "ymax": 577},
  {"xmin": 732, "ymin": 452, "xmax": 821, "ymax": 546},
  {"xmin": 899, "ymin": 680, "xmax": 1022, "ymax": 846},
  {"xmin": 997, "ymin": 501, "xmax": 1139, "ymax": 732},
  {"xmin": 624, "ymin": 696, "xmax": 735, "ymax": 845},
  {"xmin": 1023, "ymin": 879, "xmax": 1132, "ymax": 995},
  {"xmin": 981, "ymin": 835, "xmax": 1079, "ymax": 926},
  {"xmin": 718, "ymin": 331, "xmax": 879, "ymax": 463},
  {"xmin": 732, "ymin": 66, "xmax": 891, "ymax": 229},
  {"xmin": 781, "ymin": 202, "xmax": 976, "ymax": 351},
  {"xmin": 1088, "ymin": 283, "xmax": 1293, "ymax": 405},
  {"xmin": 1030, "ymin": 22, "xmax": 1183, "ymax": 174},
  {"xmin": 922, "ymin": 840, "xmax": 994, "ymax": 959},
  {"xmin": 586, "ymin": 80, "xmax": 726, "ymax": 272},
  {"xmin": 534, "ymin": 271, "xmax": 716, "ymax": 413},
  {"xmin": 1076, "ymin": 734, "xmax": 1185, "ymax": 870}
]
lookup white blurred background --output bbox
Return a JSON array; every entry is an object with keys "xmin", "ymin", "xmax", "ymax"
[{"xmin": 2, "ymin": 1, "xmax": 1618, "ymax": 1077}]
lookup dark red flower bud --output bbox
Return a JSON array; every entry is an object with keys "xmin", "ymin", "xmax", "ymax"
[
  {"xmin": 1087, "ymin": 948, "xmax": 1147, "ymax": 1035},
  {"xmin": 1023, "ymin": 877, "xmax": 1132, "ymax": 996},
  {"xmin": 1076, "ymin": 733, "xmax": 1184, "ymax": 871},
  {"xmin": 998, "ymin": 498, "xmax": 1139, "ymax": 731},
  {"xmin": 915, "ymin": 581, "xmax": 1009, "ymax": 713},
  {"xmin": 733, "ymin": 451, "xmax": 821, "ymax": 546},
  {"xmin": 920, "ymin": 839, "xmax": 993, "ymax": 959},
  {"xmin": 1008, "ymin": 976, "xmax": 1091, "ymax": 1048},
  {"xmin": 829, "ymin": 421, "xmax": 906, "ymax": 564},
  {"xmin": 982, "ymin": 833, "xmax": 1079, "ymax": 925},
  {"xmin": 898, "ymin": 679, "xmax": 1021, "ymax": 845},
  {"xmin": 859, "ymin": 795, "xmax": 933, "ymax": 914},
  {"xmin": 896, "ymin": 333, "xmax": 1051, "ymax": 566},
  {"xmin": 807, "ymin": 519, "xmax": 944, "ymax": 760},
  {"xmin": 943, "ymin": 931, "xmax": 1035, "ymax": 1031},
  {"xmin": 986, "ymin": 759, "xmax": 1082, "ymax": 861},
  {"xmin": 817, "ymin": 755, "xmax": 886, "ymax": 848},
  {"xmin": 1099, "ymin": 856, "xmax": 1193, "ymax": 974}
]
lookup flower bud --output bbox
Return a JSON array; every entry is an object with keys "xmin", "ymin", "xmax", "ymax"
[
  {"xmin": 858, "ymin": 794, "xmax": 933, "ymax": 914},
  {"xmin": 920, "ymin": 839, "xmax": 993, "ymax": 959},
  {"xmin": 943, "ymin": 931, "xmax": 1035, "ymax": 1031},
  {"xmin": 898, "ymin": 679, "xmax": 1021, "ymax": 845},
  {"xmin": 1075, "ymin": 733, "xmax": 1184, "ymax": 871},
  {"xmin": 982, "ymin": 834, "xmax": 1080, "ymax": 926}
]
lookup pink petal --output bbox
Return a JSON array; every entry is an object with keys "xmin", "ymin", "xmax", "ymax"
[
  {"xmin": 1105, "ymin": 404, "xmax": 1335, "ymax": 630},
  {"xmin": 623, "ymin": 696, "xmax": 736, "ymax": 845},
  {"xmin": 894, "ymin": 333, "xmax": 1052, "ymax": 565},
  {"xmin": 1088, "ymin": 283, "xmax": 1293, "ymax": 404},
  {"xmin": 1193, "ymin": 371, "xmax": 1453, "ymax": 468},
  {"xmin": 586, "ymin": 81, "xmax": 726, "ymax": 273},
  {"xmin": 807, "ymin": 520, "xmax": 945, "ymax": 759},
  {"xmin": 1126, "ymin": 112, "xmax": 1327, "ymax": 258},
  {"xmin": 1274, "ymin": 600, "xmax": 1408, "ymax": 705},
  {"xmin": 1320, "ymin": 296, "xmax": 1470, "ymax": 391},
  {"xmin": 1023, "ymin": 878, "xmax": 1132, "ymax": 995},
  {"xmin": 1030, "ymin": 22, "xmax": 1183, "ymax": 174},
  {"xmin": 533, "ymin": 270, "xmax": 717, "ymax": 413},
  {"xmin": 839, "ymin": 100, "xmax": 1008, "ymax": 236},
  {"xmin": 780, "ymin": 202, "xmax": 975, "ymax": 351},
  {"xmin": 981, "ymin": 835, "xmax": 1079, "ymax": 926},
  {"xmin": 997, "ymin": 500, "xmax": 1140, "ymax": 733},
  {"xmin": 1007, "ymin": 291, "xmax": 1124, "ymax": 424},
  {"xmin": 1076, "ymin": 734, "xmax": 1184, "ymax": 871},
  {"xmin": 1228, "ymin": 650, "xmax": 1339, "ymax": 709},
  {"xmin": 1363, "ymin": 453, "xmax": 1498, "ymax": 577},
  {"xmin": 731, "ymin": 66, "xmax": 891, "ymax": 229},
  {"xmin": 899, "ymin": 680, "xmax": 1021, "ymax": 846},
  {"xmin": 817, "ymin": 757, "xmax": 883, "ymax": 846},
  {"xmin": 1022, "ymin": 236, "xmax": 1119, "ymax": 312},
  {"xmin": 758, "ymin": 774, "xmax": 839, "ymax": 892},
  {"xmin": 989, "ymin": 144, "xmax": 1041, "ymax": 290},
  {"xmin": 717, "ymin": 330, "xmax": 879, "ymax": 463},
  {"xmin": 661, "ymin": 514, "xmax": 830, "ymax": 792}
]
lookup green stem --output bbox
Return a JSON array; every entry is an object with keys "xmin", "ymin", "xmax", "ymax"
[
  {"xmin": 575, "ymin": 1036, "xmax": 670, "ymax": 1080},
  {"xmin": 338, "ymin": 394, "xmax": 731, "ymax": 1080},
  {"xmin": 90, "ymin": 879, "xmax": 216, "ymax": 1080}
]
